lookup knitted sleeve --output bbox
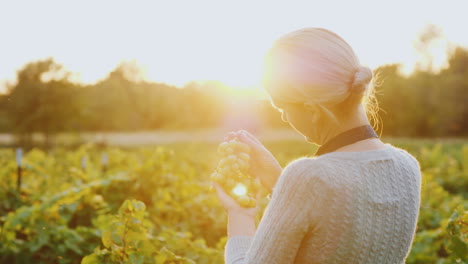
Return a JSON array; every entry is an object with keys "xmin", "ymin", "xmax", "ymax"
[{"xmin": 225, "ymin": 158, "xmax": 323, "ymax": 264}]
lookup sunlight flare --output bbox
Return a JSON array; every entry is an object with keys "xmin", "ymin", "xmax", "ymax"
[{"xmin": 232, "ymin": 183, "xmax": 247, "ymax": 196}]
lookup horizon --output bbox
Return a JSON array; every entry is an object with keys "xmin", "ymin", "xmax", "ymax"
[{"xmin": 1, "ymin": 0, "xmax": 467, "ymax": 93}]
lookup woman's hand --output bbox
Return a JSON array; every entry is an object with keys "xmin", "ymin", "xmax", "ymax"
[
  {"xmin": 213, "ymin": 182, "xmax": 258, "ymax": 217},
  {"xmin": 213, "ymin": 183, "xmax": 258, "ymax": 237},
  {"xmin": 225, "ymin": 130, "xmax": 282, "ymax": 191}
]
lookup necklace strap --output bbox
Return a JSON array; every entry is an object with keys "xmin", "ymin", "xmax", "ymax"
[{"xmin": 315, "ymin": 125, "xmax": 378, "ymax": 156}]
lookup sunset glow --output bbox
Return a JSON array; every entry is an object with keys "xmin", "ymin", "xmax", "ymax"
[{"xmin": 0, "ymin": 0, "xmax": 467, "ymax": 94}]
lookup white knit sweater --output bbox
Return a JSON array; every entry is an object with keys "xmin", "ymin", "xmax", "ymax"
[{"xmin": 225, "ymin": 143, "xmax": 421, "ymax": 264}]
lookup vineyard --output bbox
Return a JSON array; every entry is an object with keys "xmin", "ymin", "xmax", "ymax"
[{"xmin": 0, "ymin": 139, "xmax": 466, "ymax": 264}]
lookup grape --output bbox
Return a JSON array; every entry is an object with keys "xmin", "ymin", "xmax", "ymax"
[
  {"xmin": 231, "ymin": 163, "xmax": 240, "ymax": 171},
  {"xmin": 225, "ymin": 178, "xmax": 236, "ymax": 190},
  {"xmin": 211, "ymin": 137, "xmax": 261, "ymax": 208},
  {"xmin": 225, "ymin": 147, "xmax": 234, "ymax": 155},
  {"xmin": 236, "ymin": 195, "xmax": 256, "ymax": 208},
  {"xmin": 218, "ymin": 158, "xmax": 229, "ymax": 168},
  {"xmin": 210, "ymin": 172, "xmax": 225, "ymax": 183},
  {"xmin": 237, "ymin": 159, "xmax": 248, "ymax": 170},
  {"xmin": 238, "ymin": 152, "xmax": 250, "ymax": 161},
  {"xmin": 226, "ymin": 155, "xmax": 238, "ymax": 164},
  {"xmin": 217, "ymin": 142, "xmax": 229, "ymax": 154},
  {"xmin": 219, "ymin": 166, "xmax": 231, "ymax": 176},
  {"xmin": 247, "ymin": 197, "xmax": 257, "ymax": 207},
  {"xmin": 237, "ymin": 195, "xmax": 250, "ymax": 207}
]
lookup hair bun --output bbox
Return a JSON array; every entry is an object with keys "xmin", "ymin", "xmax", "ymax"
[{"xmin": 351, "ymin": 66, "xmax": 373, "ymax": 93}]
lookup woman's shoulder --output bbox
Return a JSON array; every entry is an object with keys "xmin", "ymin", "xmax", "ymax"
[
  {"xmin": 272, "ymin": 157, "xmax": 327, "ymax": 199},
  {"xmin": 277, "ymin": 157, "xmax": 326, "ymax": 189},
  {"xmin": 391, "ymin": 145, "xmax": 421, "ymax": 169},
  {"xmin": 282, "ymin": 144, "xmax": 421, "ymax": 181},
  {"xmin": 313, "ymin": 143, "xmax": 419, "ymax": 165},
  {"xmin": 281, "ymin": 157, "xmax": 323, "ymax": 179}
]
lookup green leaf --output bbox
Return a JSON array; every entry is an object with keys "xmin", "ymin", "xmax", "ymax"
[
  {"xmin": 102, "ymin": 230, "xmax": 112, "ymax": 248},
  {"xmin": 81, "ymin": 254, "xmax": 99, "ymax": 264},
  {"xmin": 450, "ymin": 236, "xmax": 468, "ymax": 260},
  {"xmin": 129, "ymin": 253, "xmax": 144, "ymax": 264}
]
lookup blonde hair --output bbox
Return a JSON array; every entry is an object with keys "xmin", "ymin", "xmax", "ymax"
[{"xmin": 262, "ymin": 28, "xmax": 379, "ymax": 128}]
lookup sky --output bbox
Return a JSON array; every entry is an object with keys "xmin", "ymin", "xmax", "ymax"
[{"xmin": 0, "ymin": 0, "xmax": 467, "ymax": 93}]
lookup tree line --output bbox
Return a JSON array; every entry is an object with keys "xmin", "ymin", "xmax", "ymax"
[{"xmin": 0, "ymin": 46, "xmax": 467, "ymax": 145}]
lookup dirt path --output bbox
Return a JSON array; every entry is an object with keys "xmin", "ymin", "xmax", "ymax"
[
  {"xmin": 0, "ymin": 129, "xmax": 304, "ymax": 146},
  {"xmin": 2, "ymin": 130, "xmax": 465, "ymax": 147}
]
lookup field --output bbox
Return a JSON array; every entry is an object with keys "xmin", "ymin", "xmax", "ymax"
[{"xmin": 0, "ymin": 139, "xmax": 467, "ymax": 264}]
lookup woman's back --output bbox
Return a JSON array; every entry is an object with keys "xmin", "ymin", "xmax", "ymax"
[
  {"xmin": 298, "ymin": 144, "xmax": 421, "ymax": 263},
  {"xmin": 226, "ymin": 143, "xmax": 421, "ymax": 264}
]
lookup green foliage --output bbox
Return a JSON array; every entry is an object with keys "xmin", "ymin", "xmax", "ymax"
[
  {"xmin": 1, "ymin": 59, "xmax": 82, "ymax": 146},
  {"xmin": 2, "ymin": 47, "xmax": 468, "ymax": 139},
  {"xmin": 0, "ymin": 140, "xmax": 466, "ymax": 263},
  {"xmin": 374, "ymin": 47, "xmax": 468, "ymax": 137},
  {"xmin": 0, "ymin": 176, "xmax": 106, "ymax": 263},
  {"xmin": 81, "ymin": 198, "xmax": 224, "ymax": 264}
]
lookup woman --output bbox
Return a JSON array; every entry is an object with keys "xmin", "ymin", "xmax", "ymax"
[{"xmin": 213, "ymin": 28, "xmax": 422, "ymax": 264}]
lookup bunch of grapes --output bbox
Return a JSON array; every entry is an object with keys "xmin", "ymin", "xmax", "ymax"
[{"xmin": 211, "ymin": 138, "xmax": 261, "ymax": 208}]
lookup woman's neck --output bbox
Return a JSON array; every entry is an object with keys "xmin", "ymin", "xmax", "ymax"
[{"xmin": 320, "ymin": 110, "xmax": 370, "ymax": 145}]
